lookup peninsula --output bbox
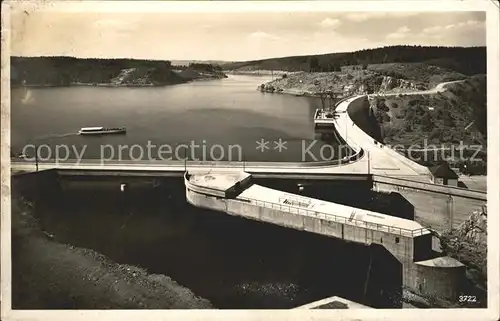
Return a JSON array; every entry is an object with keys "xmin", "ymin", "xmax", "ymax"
[{"xmin": 10, "ymin": 57, "xmax": 228, "ymax": 87}]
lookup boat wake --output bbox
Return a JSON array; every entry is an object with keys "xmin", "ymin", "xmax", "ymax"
[
  {"xmin": 21, "ymin": 89, "xmax": 34, "ymax": 105},
  {"xmin": 38, "ymin": 132, "xmax": 80, "ymax": 140}
]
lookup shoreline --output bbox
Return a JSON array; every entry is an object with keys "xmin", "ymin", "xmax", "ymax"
[
  {"xmin": 225, "ymin": 69, "xmax": 294, "ymax": 76},
  {"xmin": 257, "ymin": 86, "xmax": 324, "ymax": 98},
  {"xmin": 12, "ymin": 72, "xmax": 228, "ymax": 89},
  {"xmin": 12, "ymin": 78, "xmax": 227, "ymax": 89}
]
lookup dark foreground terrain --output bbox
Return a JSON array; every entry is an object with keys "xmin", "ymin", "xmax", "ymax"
[{"xmin": 11, "ymin": 196, "xmax": 214, "ymax": 309}]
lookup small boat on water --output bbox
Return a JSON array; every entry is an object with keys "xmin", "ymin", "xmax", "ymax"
[{"xmin": 78, "ymin": 126, "xmax": 127, "ymax": 135}]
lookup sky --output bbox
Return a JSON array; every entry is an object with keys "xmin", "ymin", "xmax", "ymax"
[{"xmin": 10, "ymin": 5, "xmax": 486, "ymax": 61}]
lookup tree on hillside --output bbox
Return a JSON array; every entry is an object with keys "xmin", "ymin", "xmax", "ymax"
[
  {"xmin": 188, "ymin": 62, "xmax": 219, "ymax": 72},
  {"xmin": 420, "ymin": 113, "xmax": 434, "ymax": 132},
  {"xmin": 309, "ymin": 57, "xmax": 320, "ymax": 72},
  {"xmin": 437, "ymin": 109, "xmax": 455, "ymax": 127},
  {"xmin": 325, "ymin": 63, "xmax": 341, "ymax": 72}
]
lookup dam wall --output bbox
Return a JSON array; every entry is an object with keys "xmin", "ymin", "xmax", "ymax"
[
  {"xmin": 185, "ymin": 172, "xmax": 465, "ymax": 302},
  {"xmin": 186, "ymin": 183, "xmax": 464, "ymax": 301},
  {"xmin": 373, "ymin": 175, "xmax": 486, "ymax": 231}
]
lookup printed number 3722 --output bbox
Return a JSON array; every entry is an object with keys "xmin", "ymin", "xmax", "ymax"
[{"xmin": 459, "ymin": 295, "xmax": 477, "ymax": 303}]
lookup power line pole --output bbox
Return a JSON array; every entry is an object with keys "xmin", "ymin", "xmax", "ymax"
[{"xmin": 35, "ymin": 143, "xmax": 39, "ymax": 172}]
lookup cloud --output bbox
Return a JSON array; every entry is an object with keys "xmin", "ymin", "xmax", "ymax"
[
  {"xmin": 386, "ymin": 26, "xmax": 411, "ymax": 39},
  {"xmin": 422, "ymin": 25, "xmax": 443, "ymax": 34},
  {"xmin": 445, "ymin": 20, "xmax": 484, "ymax": 30},
  {"xmin": 345, "ymin": 12, "xmax": 419, "ymax": 22},
  {"xmin": 319, "ymin": 18, "xmax": 341, "ymax": 28},
  {"xmin": 249, "ymin": 31, "xmax": 280, "ymax": 40},
  {"xmin": 421, "ymin": 20, "xmax": 484, "ymax": 35}
]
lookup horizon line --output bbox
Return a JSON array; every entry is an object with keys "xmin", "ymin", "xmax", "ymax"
[{"xmin": 11, "ymin": 44, "xmax": 486, "ymax": 63}]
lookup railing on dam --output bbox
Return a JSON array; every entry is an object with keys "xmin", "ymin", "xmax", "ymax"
[
  {"xmin": 237, "ymin": 196, "xmax": 428, "ymax": 238},
  {"xmin": 11, "ymin": 154, "xmax": 364, "ymax": 169}
]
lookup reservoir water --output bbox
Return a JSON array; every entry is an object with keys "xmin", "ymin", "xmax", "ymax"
[{"xmin": 11, "ymin": 75, "xmax": 344, "ymax": 162}]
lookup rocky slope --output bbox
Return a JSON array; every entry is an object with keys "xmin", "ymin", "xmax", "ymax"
[
  {"xmin": 440, "ymin": 207, "xmax": 487, "ymax": 274},
  {"xmin": 257, "ymin": 66, "xmax": 439, "ymax": 97},
  {"xmin": 438, "ymin": 206, "xmax": 487, "ymax": 306}
]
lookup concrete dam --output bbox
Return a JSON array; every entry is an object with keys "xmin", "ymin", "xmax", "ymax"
[{"xmin": 184, "ymin": 170, "xmax": 465, "ymax": 304}]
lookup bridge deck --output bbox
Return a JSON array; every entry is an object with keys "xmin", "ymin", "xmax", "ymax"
[{"xmin": 10, "ymin": 158, "xmax": 426, "ymax": 177}]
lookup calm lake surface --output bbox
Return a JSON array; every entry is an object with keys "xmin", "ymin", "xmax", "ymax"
[{"xmin": 12, "ymin": 75, "xmax": 343, "ymax": 162}]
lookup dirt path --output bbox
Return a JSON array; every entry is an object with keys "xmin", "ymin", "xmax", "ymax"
[{"xmin": 368, "ymin": 79, "xmax": 466, "ymax": 97}]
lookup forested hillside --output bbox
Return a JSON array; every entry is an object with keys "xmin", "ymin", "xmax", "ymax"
[
  {"xmin": 11, "ymin": 57, "xmax": 226, "ymax": 86},
  {"xmin": 224, "ymin": 46, "xmax": 486, "ymax": 76}
]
